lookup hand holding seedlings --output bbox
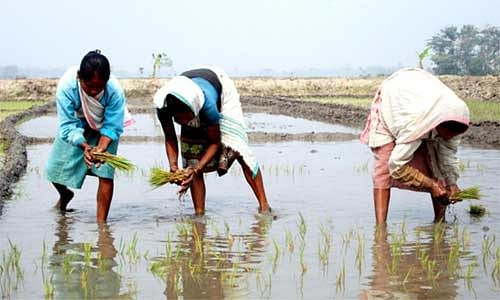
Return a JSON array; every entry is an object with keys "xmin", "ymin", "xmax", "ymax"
[
  {"xmin": 446, "ymin": 184, "xmax": 460, "ymax": 201},
  {"xmin": 178, "ymin": 167, "xmax": 200, "ymax": 194},
  {"xmin": 91, "ymin": 151, "xmax": 136, "ymax": 171},
  {"xmin": 430, "ymin": 180, "xmax": 447, "ymax": 199},
  {"xmin": 149, "ymin": 167, "xmax": 190, "ymax": 188},
  {"xmin": 81, "ymin": 143, "xmax": 94, "ymax": 169}
]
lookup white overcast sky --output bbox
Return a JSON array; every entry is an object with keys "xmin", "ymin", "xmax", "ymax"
[{"xmin": 1, "ymin": 0, "xmax": 498, "ymax": 74}]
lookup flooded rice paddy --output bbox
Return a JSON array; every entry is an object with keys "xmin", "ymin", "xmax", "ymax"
[{"xmin": 1, "ymin": 112, "xmax": 499, "ymax": 299}]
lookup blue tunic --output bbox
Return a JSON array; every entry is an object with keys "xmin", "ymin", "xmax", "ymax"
[
  {"xmin": 191, "ymin": 77, "xmax": 221, "ymax": 125},
  {"xmin": 45, "ymin": 67, "xmax": 126, "ymax": 188}
]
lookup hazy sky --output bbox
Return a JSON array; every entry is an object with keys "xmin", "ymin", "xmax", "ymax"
[{"xmin": 1, "ymin": 0, "xmax": 498, "ymax": 75}]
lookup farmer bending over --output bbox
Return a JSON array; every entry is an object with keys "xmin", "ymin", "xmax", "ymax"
[
  {"xmin": 360, "ymin": 68, "xmax": 470, "ymax": 224},
  {"xmin": 46, "ymin": 50, "xmax": 132, "ymax": 222},
  {"xmin": 154, "ymin": 67, "xmax": 271, "ymax": 215}
]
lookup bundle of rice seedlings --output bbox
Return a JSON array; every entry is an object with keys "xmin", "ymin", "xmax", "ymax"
[
  {"xmin": 454, "ymin": 186, "xmax": 481, "ymax": 200},
  {"xmin": 91, "ymin": 151, "xmax": 136, "ymax": 172},
  {"xmin": 149, "ymin": 167, "xmax": 189, "ymax": 188},
  {"xmin": 468, "ymin": 204, "xmax": 486, "ymax": 217}
]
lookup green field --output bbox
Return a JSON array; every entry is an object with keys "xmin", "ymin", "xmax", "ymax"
[{"xmin": 0, "ymin": 100, "xmax": 46, "ymax": 121}]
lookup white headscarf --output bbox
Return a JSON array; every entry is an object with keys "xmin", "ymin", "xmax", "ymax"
[
  {"xmin": 361, "ymin": 68, "xmax": 470, "ymax": 147},
  {"xmin": 380, "ymin": 68, "xmax": 469, "ymax": 144},
  {"xmin": 153, "ymin": 76, "xmax": 205, "ymax": 115}
]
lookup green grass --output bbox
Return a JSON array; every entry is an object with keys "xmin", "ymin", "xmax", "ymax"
[
  {"xmin": 0, "ymin": 100, "xmax": 47, "ymax": 121},
  {"xmin": 301, "ymin": 97, "xmax": 372, "ymax": 108},
  {"xmin": 0, "ymin": 139, "xmax": 7, "ymax": 155},
  {"xmin": 465, "ymin": 99, "xmax": 500, "ymax": 122},
  {"xmin": 0, "ymin": 100, "xmax": 46, "ymax": 111},
  {"xmin": 301, "ymin": 97, "xmax": 500, "ymax": 122}
]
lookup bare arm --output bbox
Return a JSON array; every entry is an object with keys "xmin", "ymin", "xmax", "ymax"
[
  {"xmin": 195, "ymin": 124, "xmax": 221, "ymax": 173},
  {"xmin": 157, "ymin": 108, "xmax": 179, "ymax": 172}
]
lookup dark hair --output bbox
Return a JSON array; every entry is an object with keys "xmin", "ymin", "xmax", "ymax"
[
  {"xmin": 79, "ymin": 50, "xmax": 110, "ymax": 82},
  {"xmin": 438, "ymin": 120, "xmax": 469, "ymax": 135},
  {"xmin": 166, "ymin": 94, "xmax": 193, "ymax": 115}
]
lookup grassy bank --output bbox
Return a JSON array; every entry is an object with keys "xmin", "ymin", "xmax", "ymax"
[
  {"xmin": 0, "ymin": 100, "xmax": 47, "ymax": 121},
  {"xmin": 301, "ymin": 97, "xmax": 500, "ymax": 123}
]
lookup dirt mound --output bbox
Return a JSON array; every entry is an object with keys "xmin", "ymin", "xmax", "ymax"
[
  {"xmin": 0, "ymin": 102, "xmax": 55, "ymax": 200},
  {"xmin": 1, "ymin": 75, "xmax": 499, "ymax": 101}
]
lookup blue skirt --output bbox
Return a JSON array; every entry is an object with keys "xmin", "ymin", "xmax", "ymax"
[{"xmin": 45, "ymin": 130, "xmax": 119, "ymax": 189}]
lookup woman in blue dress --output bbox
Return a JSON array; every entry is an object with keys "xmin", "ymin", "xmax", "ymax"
[{"xmin": 45, "ymin": 50, "xmax": 127, "ymax": 222}]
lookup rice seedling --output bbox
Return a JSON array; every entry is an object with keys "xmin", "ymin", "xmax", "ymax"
[
  {"xmin": 297, "ymin": 213, "xmax": 307, "ymax": 239},
  {"xmin": 462, "ymin": 228, "xmax": 470, "ymax": 252},
  {"xmin": 62, "ymin": 253, "xmax": 76, "ymax": 276},
  {"xmin": 91, "ymin": 151, "xmax": 136, "ymax": 172},
  {"xmin": 126, "ymin": 233, "xmax": 140, "ymax": 264},
  {"xmin": 40, "ymin": 240, "xmax": 48, "ymax": 269},
  {"xmin": 256, "ymin": 271, "xmax": 272, "ymax": 298},
  {"xmin": 1, "ymin": 241, "xmax": 24, "ymax": 299},
  {"xmin": 299, "ymin": 245, "xmax": 307, "ymax": 275},
  {"xmin": 355, "ymin": 230, "xmax": 365, "ymax": 277},
  {"xmin": 468, "ymin": 204, "xmax": 486, "ymax": 217},
  {"xmin": 453, "ymin": 186, "xmax": 481, "ymax": 201},
  {"xmin": 433, "ymin": 221, "xmax": 446, "ymax": 249},
  {"xmin": 463, "ymin": 261, "xmax": 477, "ymax": 291},
  {"xmin": 149, "ymin": 167, "xmax": 189, "ymax": 188},
  {"xmin": 284, "ymin": 229, "xmax": 294, "ymax": 253},
  {"xmin": 492, "ymin": 247, "xmax": 500, "ymax": 285},
  {"xmin": 482, "ymin": 234, "xmax": 495, "ymax": 260},
  {"xmin": 83, "ymin": 243, "xmax": 92, "ymax": 267},
  {"xmin": 448, "ymin": 239, "xmax": 461, "ymax": 276},
  {"xmin": 43, "ymin": 275, "xmax": 55, "ymax": 299},
  {"xmin": 335, "ymin": 261, "xmax": 346, "ymax": 294},
  {"xmin": 318, "ymin": 224, "xmax": 332, "ymax": 270},
  {"xmin": 402, "ymin": 267, "xmax": 412, "ymax": 286}
]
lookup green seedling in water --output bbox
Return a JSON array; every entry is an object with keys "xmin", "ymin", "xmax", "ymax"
[
  {"xmin": 462, "ymin": 228, "xmax": 470, "ymax": 252},
  {"xmin": 402, "ymin": 267, "xmax": 412, "ymax": 286},
  {"xmin": 1, "ymin": 241, "xmax": 24, "ymax": 299},
  {"xmin": 492, "ymin": 247, "xmax": 500, "ymax": 284},
  {"xmin": 284, "ymin": 229, "xmax": 294, "ymax": 253},
  {"xmin": 448, "ymin": 239, "xmax": 461, "ymax": 276},
  {"xmin": 355, "ymin": 230, "xmax": 365, "ymax": 277},
  {"xmin": 126, "ymin": 233, "xmax": 140, "ymax": 263},
  {"xmin": 297, "ymin": 213, "xmax": 307, "ymax": 240},
  {"xmin": 83, "ymin": 243, "xmax": 92, "ymax": 267},
  {"xmin": 43, "ymin": 275, "xmax": 55, "ymax": 299},
  {"xmin": 62, "ymin": 253, "xmax": 76, "ymax": 276},
  {"xmin": 335, "ymin": 261, "xmax": 346, "ymax": 294},
  {"xmin": 468, "ymin": 204, "xmax": 486, "ymax": 217}
]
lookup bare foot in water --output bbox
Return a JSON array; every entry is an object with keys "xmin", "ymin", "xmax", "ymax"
[{"xmin": 55, "ymin": 189, "xmax": 75, "ymax": 212}]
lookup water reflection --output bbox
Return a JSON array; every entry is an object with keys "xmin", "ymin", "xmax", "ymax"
[
  {"xmin": 361, "ymin": 223, "xmax": 460, "ymax": 300},
  {"xmin": 150, "ymin": 215, "xmax": 272, "ymax": 299},
  {"xmin": 49, "ymin": 216, "xmax": 126, "ymax": 299}
]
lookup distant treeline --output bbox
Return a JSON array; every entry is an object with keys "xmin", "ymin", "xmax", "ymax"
[{"xmin": 428, "ymin": 25, "xmax": 499, "ymax": 76}]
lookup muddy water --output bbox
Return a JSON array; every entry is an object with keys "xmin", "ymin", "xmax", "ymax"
[
  {"xmin": 17, "ymin": 112, "xmax": 358, "ymax": 138},
  {"xmin": 1, "ymin": 114, "xmax": 499, "ymax": 299}
]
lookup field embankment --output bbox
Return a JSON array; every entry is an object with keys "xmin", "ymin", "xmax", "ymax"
[{"xmin": 0, "ymin": 75, "xmax": 498, "ymax": 101}]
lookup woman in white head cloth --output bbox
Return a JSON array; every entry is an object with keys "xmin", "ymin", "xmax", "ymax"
[
  {"xmin": 154, "ymin": 67, "xmax": 271, "ymax": 215},
  {"xmin": 360, "ymin": 68, "xmax": 470, "ymax": 224}
]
